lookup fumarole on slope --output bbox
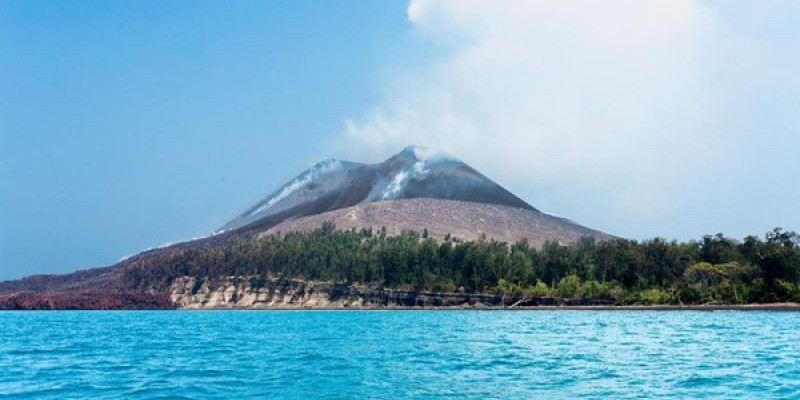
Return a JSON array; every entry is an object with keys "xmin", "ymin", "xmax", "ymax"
[{"xmin": 219, "ymin": 146, "xmax": 535, "ymax": 233}]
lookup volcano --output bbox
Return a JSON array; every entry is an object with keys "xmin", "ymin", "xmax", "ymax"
[
  {"xmin": 217, "ymin": 146, "xmax": 609, "ymax": 245},
  {"xmin": 0, "ymin": 146, "xmax": 613, "ymax": 309}
]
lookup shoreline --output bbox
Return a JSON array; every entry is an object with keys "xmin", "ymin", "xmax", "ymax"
[
  {"xmin": 3, "ymin": 288, "xmax": 798, "ymax": 311},
  {"xmin": 3, "ymin": 305, "xmax": 800, "ymax": 311},
  {"xmin": 174, "ymin": 303, "xmax": 800, "ymax": 311}
]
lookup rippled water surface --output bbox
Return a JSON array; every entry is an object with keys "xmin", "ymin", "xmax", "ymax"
[{"xmin": 1, "ymin": 311, "xmax": 798, "ymax": 399}]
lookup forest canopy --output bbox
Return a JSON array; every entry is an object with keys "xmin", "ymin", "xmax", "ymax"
[{"xmin": 122, "ymin": 224, "xmax": 800, "ymax": 305}]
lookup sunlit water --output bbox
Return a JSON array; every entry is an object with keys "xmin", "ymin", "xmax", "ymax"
[{"xmin": 0, "ymin": 310, "xmax": 798, "ymax": 399}]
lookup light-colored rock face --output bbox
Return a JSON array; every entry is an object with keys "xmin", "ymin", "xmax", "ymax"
[
  {"xmin": 172, "ymin": 277, "xmax": 328, "ymax": 309},
  {"xmin": 167, "ymin": 276, "xmax": 564, "ymax": 309},
  {"xmin": 262, "ymin": 198, "xmax": 612, "ymax": 246},
  {"xmin": 170, "ymin": 276, "xmax": 387, "ymax": 309}
]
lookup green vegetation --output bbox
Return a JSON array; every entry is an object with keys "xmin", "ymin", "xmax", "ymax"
[{"xmin": 122, "ymin": 224, "xmax": 800, "ymax": 304}]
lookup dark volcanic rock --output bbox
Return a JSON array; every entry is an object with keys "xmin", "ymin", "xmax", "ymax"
[
  {"xmin": 0, "ymin": 265, "xmax": 121, "ymax": 294},
  {"xmin": 220, "ymin": 146, "xmax": 535, "ymax": 232},
  {"xmin": 0, "ymin": 292, "xmax": 175, "ymax": 310}
]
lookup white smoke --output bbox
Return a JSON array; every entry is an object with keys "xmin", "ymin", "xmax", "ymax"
[
  {"xmin": 382, "ymin": 170, "xmax": 410, "ymax": 199},
  {"xmin": 342, "ymin": 0, "xmax": 800, "ymax": 238},
  {"xmin": 380, "ymin": 160, "xmax": 432, "ymax": 200},
  {"xmin": 248, "ymin": 158, "xmax": 343, "ymax": 217}
]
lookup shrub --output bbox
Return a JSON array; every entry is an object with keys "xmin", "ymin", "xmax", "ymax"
[
  {"xmin": 632, "ymin": 288, "xmax": 671, "ymax": 305},
  {"xmin": 524, "ymin": 280, "xmax": 553, "ymax": 297},
  {"xmin": 556, "ymin": 275, "xmax": 583, "ymax": 298}
]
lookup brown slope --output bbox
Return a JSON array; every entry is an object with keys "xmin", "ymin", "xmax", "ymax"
[
  {"xmin": 0, "ymin": 265, "xmax": 122, "ymax": 294},
  {"xmin": 264, "ymin": 198, "xmax": 613, "ymax": 246}
]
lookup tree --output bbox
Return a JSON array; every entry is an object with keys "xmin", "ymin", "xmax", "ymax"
[{"xmin": 119, "ymin": 225, "xmax": 799, "ymax": 305}]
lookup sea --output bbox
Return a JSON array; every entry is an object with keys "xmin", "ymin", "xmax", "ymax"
[{"xmin": 0, "ymin": 310, "xmax": 798, "ymax": 399}]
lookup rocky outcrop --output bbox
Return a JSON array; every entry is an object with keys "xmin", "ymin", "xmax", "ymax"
[{"xmin": 168, "ymin": 276, "xmax": 615, "ymax": 309}]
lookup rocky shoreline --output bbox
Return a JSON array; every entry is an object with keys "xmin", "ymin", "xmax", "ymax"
[
  {"xmin": 167, "ymin": 276, "xmax": 614, "ymax": 309},
  {"xmin": 1, "ymin": 276, "xmax": 799, "ymax": 311},
  {"xmin": 166, "ymin": 276, "xmax": 800, "ymax": 311},
  {"xmin": 183, "ymin": 304, "xmax": 800, "ymax": 311},
  {"xmin": 0, "ymin": 291, "xmax": 174, "ymax": 310}
]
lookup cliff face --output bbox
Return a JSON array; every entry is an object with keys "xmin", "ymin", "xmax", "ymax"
[
  {"xmin": 0, "ymin": 276, "xmax": 615, "ymax": 309},
  {"xmin": 168, "ymin": 276, "xmax": 614, "ymax": 309},
  {"xmin": 170, "ymin": 276, "xmax": 509, "ymax": 309}
]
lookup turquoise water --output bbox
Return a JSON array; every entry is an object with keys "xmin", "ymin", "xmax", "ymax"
[{"xmin": 0, "ymin": 311, "xmax": 798, "ymax": 399}]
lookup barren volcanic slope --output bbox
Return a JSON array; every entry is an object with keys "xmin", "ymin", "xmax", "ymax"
[
  {"xmin": 218, "ymin": 146, "xmax": 534, "ymax": 233},
  {"xmin": 266, "ymin": 198, "xmax": 611, "ymax": 246},
  {"xmin": 0, "ymin": 146, "xmax": 613, "ymax": 309}
]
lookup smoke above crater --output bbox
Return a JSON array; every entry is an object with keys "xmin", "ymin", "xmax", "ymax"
[{"xmin": 342, "ymin": 0, "xmax": 800, "ymax": 239}]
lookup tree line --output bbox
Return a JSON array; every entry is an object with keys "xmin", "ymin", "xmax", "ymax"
[{"xmin": 122, "ymin": 223, "xmax": 800, "ymax": 304}]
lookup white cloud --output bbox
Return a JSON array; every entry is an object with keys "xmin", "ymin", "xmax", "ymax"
[{"xmin": 342, "ymin": 0, "xmax": 800, "ymax": 239}]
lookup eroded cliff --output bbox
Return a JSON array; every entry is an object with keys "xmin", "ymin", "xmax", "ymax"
[{"xmin": 168, "ymin": 276, "xmax": 614, "ymax": 309}]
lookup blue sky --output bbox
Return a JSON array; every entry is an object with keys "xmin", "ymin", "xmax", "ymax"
[
  {"xmin": 1, "ymin": 0, "xmax": 799, "ymax": 280},
  {"xmin": 0, "ymin": 0, "xmax": 411, "ymax": 280}
]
